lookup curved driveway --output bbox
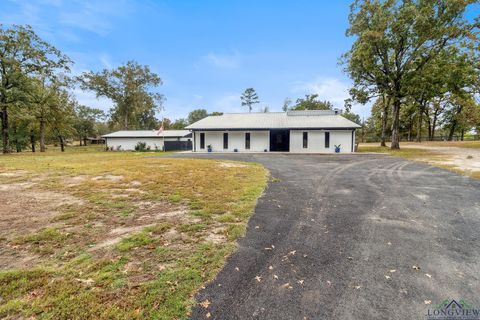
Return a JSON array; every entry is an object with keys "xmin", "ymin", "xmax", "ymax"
[{"xmin": 173, "ymin": 153, "xmax": 480, "ymax": 320}]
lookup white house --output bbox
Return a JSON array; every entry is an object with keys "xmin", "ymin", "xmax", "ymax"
[
  {"xmin": 186, "ymin": 110, "xmax": 361, "ymax": 153},
  {"xmin": 102, "ymin": 130, "xmax": 192, "ymax": 151}
]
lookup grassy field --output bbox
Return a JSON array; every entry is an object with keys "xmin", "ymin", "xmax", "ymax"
[
  {"xmin": 358, "ymin": 142, "xmax": 480, "ymax": 179},
  {"xmin": 357, "ymin": 144, "xmax": 436, "ymax": 159},
  {"xmin": 0, "ymin": 146, "xmax": 268, "ymax": 319},
  {"xmin": 401, "ymin": 140, "xmax": 480, "ymax": 149}
]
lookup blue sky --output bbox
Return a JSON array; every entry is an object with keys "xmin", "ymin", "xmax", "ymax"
[{"xmin": 2, "ymin": 0, "xmax": 477, "ymax": 121}]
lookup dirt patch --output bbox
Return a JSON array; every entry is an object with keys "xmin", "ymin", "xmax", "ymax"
[
  {"xmin": 30, "ymin": 190, "xmax": 84, "ymax": 206},
  {"xmin": 124, "ymin": 188, "xmax": 146, "ymax": 194},
  {"xmin": 90, "ymin": 205, "xmax": 194, "ymax": 251},
  {"xmin": 100, "ymin": 187, "xmax": 146, "ymax": 199},
  {"xmin": 129, "ymin": 180, "xmax": 142, "ymax": 187},
  {"xmin": 402, "ymin": 144, "xmax": 480, "ymax": 173},
  {"xmin": 0, "ymin": 170, "xmax": 28, "ymax": 177},
  {"xmin": 90, "ymin": 224, "xmax": 155, "ymax": 250},
  {"xmin": 162, "ymin": 228, "xmax": 180, "ymax": 242},
  {"xmin": 152, "ymin": 209, "xmax": 190, "ymax": 220},
  {"xmin": 204, "ymin": 233, "xmax": 227, "ymax": 244},
  {"xmin": 217, "ymin": 162, "xmax": 248, "ymax": 168},
  {"xmin": 0, "ymin": 188, "xmax": 84, "ymax": 239},
  {"xmin": 144, "ymin": 164, "xmax": 169, "ymax": 168},
  {"xmin": 135, "ymin": 201, "xmax": 154, "ymax": 210},
  {"xmin": 0, "ymin": 181, "xmax": 36, "ymax": 191},
  {"xmin": 203, "ymin": 226, "xmax": 227, "ymax": 244},
  {"xmin": 0, "ymin": 244, "xmax": 41, "ymax": 269},
  {"xmin": 63, "ymin": 175, "xmax": 88, "ymax": 186},
  {"xmin": 110, "ymin": 225, "xmax": 153, "ymax": 236},
  {"xmin": 0, "ymin": 183, "xmax": 86, "ymax": 268},
  {"xmin": 91, "ymin": 174, "xmax": 124, "ymax": 182},
  {"xmin": 134, "ymin": 203, "xmax": 191, "ymax": 221}
]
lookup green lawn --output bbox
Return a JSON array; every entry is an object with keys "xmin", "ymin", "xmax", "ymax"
[{"xmin": 0, "ymin": 147, "xmax": 268, "ymax": 319}]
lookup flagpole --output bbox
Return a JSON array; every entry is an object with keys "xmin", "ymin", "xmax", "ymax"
[{"xmin": 156, "ymin": 116, "xmax": 165, "ymax": 151}]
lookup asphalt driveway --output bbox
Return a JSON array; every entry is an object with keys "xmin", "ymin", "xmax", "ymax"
[{"xmin": 171, "ymin": 153, "xmax": 480, "ymax": 320}]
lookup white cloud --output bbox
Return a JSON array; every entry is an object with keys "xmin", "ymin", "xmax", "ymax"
[
  {"xmin": 58, "ymin": 0, "xmax": 130, "ymax": 36},
  {"xmin": 291, "ymin": 77, "xmax": 350, "ymax": 106},
  {"xmin": 1, "ymin": 0, "xmax": 132, "ymax": 38},
  {"xmin": 55, "ymin": 29, "xmax": 82, "ymax": 43},
  {"xmin": 203, "ymin": 51, "xmax": 241, "ymax": 69},
  {"xmin": 1, "ymin": 2, "xmax": 43, "ymax": 29},
  {"xmin": 164, "ymin": 93, "xmax": 242, "ymax": 119},
  {"xmin": 192, "ymin": 94, "xmax": 204, "ymax": 103},
  {"xmin": 99, "ymin": 53, "xmax": 113, "ymax": 69},
  {"xmin": 72, "ymin": 88, "xmax": 113, "ymax": 112},
  {"xmin": 291, "ymin": 76, "xmax": 371, "ymax": 117},
  {"xmin": 211, "ymin": 94, "xmax": 244, "ymax": 113},
  {"xmin": 38, "ymin": 0, "xmax": 63, "ymax": 6}
]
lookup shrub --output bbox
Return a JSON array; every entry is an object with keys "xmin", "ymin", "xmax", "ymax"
[{"xmin": 134, "ymin": 141, "xmax": 147, "ymax": 151}]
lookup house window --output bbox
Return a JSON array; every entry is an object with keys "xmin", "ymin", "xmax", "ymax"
[
  {"xmin": 245, "ymin": 132, "xmax": 250, "ymax": 150},
  {"xmin": 200, "ymin": 132, "xmax": 205, "ymax": 149},
  {"xmin": 325, "ymin": 132, "xmax": 330, "ymax": 148},
  {"xmin": 303, "ymin": 132, "xmax": 308, "ymax": 148},
  {"xmin": 223, "ymin": 132, "xmax": 228, "ymax": 149}
]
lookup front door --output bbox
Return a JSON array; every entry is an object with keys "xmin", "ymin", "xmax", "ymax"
[{"xmin": 270, "ymin": 129, "xmax": 290, "ymax": 152}]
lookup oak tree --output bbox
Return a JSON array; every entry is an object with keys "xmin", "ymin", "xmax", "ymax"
[
  {"xmin": 343, "ymin": 0, "xmax": 479, "ymax": 149},
  {"xmin": 79, "ymin": 61, "xmax": 164, "ymax": 130},
  {"xmin": 0, "ymin": 25, "xmax": 71, "ymax": 153}
]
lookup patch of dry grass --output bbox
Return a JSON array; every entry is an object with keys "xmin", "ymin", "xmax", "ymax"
[
  {"xmin": 358, "ymin": 144, "xmax": 479, "ymax": 179},
  {"xmin": 360, "ymin": 140, "xmax": 480, "ymax": 149},
  {"xmin": 0, "ymin": 148, "xmax": 268, "ymax": 319},
  {"xmin": 404, "ymin": 140, "xmax": 480, "ymax": 149},
  {"xmin": 357, "ymin": 145, "xmax": 434, "ymax": 158}
]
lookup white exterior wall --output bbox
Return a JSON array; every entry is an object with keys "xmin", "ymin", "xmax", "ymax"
[
  {"xmin": 194, "ymin": 131, "xmax": 269, "ymax": 152},
  {"xmin": 289, "ymin": 130, "xmax": 354, "ymax": 153},
  {"xmin": 193, "ymin": 129, "xmax": 356, "ymax": 153},
  {"xmin": 106, "ymin": 137, "xmax": 190, "ymax": 151}
]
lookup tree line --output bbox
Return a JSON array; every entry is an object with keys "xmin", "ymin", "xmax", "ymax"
[
  {"xmin": 3, "ymin": 24, "xmax": 360, "ymax": 153},
  {"xmin": 237, "ymin": 88, "xmax": 362, "ymax": 123},
  {"xmin": 342, "ymin": 0, "xmax": 479, "ymax": 148},
  {"xmin": 0, "ymin": 25, "xmax": 167, "ymax": 153},
  {"xmin": 3, "ymin": 1, "xmax": 478, "ymax": 154}
]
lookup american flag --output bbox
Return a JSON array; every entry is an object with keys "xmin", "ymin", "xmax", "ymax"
[{"xmin": 156, "ymin": 121, "xmax": 164, "ymax": 136}]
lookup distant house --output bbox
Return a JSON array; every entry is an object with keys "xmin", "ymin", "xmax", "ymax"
[
  {"xmin": 87, "ymin": 136, "xmax": 105, "ymax": 144},
  {"xmin": 102, "ymin": 130, "xmax": 192, "ymax": 151},
  {"xmin": 186, "ymin": 110, "xmax": 361, "ymax": 153}
]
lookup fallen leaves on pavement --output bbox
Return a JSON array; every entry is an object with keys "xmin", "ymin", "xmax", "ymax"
[
  {"xmin": 200, "ymin": 300, "xmax": 211, "ymax": 309},
  {"xmin": 281, "ymin": 283, "xmax": 293, "ymax": 289}
]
